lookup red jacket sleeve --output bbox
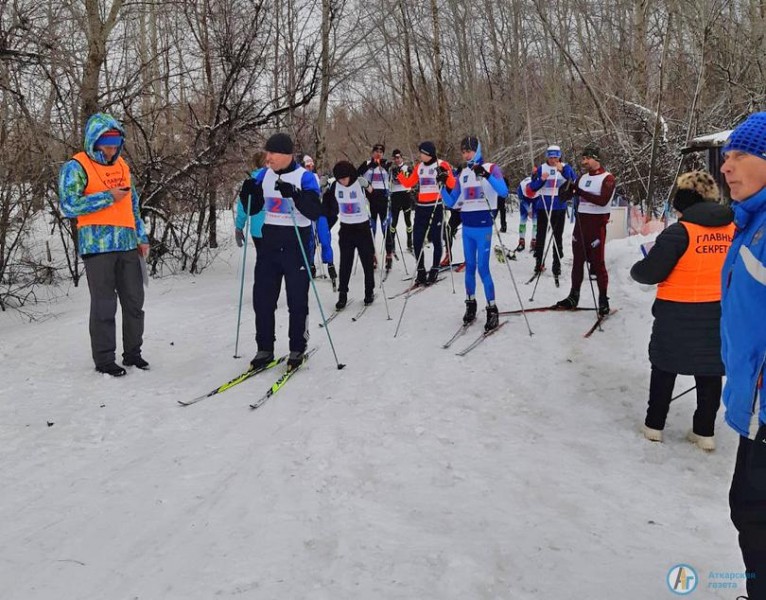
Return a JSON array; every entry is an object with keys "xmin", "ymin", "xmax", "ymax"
[
  {"xmin": 398, "ymin": 163, "xmax": 420, "ymax": 188},
  {"xmin": 578, "ymin": 173, "xmax": 615, "ymax": 206},
  {"xmin": 439, "ymin": 160, "xmax": 456, "ymax": 191}
]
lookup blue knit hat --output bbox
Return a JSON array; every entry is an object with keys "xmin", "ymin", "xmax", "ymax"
[{"xmin": 722, "ymin": 112, "xmax": 766, "ymax": 160}]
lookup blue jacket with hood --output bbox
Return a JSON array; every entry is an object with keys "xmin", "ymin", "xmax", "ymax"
[
  {"xmin": 721, "ymin": 186, "xmax": 766, "ymax": 436},
  {"xmin": 58, "ymin": 113, "xmax": 148, "ymax": 256}
]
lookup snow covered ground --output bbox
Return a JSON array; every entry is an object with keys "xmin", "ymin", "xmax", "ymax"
[{"xmin": 0, "ymin": 213, "xmax": 747, "ymax": 599}]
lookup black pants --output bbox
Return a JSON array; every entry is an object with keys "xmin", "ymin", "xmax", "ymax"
[
  {"xmin": 368, "ymin": 191, "xmax": 394, "ymax": 254},
  {"xmin": 338, "ymin": 222, "xmax": 375, "ymax": 297},
  {"xmin": 730, "ymin": 431, "xmax": 766, "ymax": 599},
  {"xmin": 253, "ymin": 239, "xmax": 310, "ymax": 353},
  {"xmin": 391, "ymin": 191, "xmax": 413, "ymax": 248},
  {"xmin": 413, "ymin": 203, "xmax": 444, "ymax": 273},
  {"xmin": 443, "ymin": 209, "xmax": 461, "ymax": 261},
  {"xmin": 83, "ymin": 249, "xmax": 145, "ymax": 367},
  {"xmin": 535, "ymin": 208, "xmax": 566, "ymax": 274},
  {"xmin": 496, "ymin": 197, "xmax": 507, "ymax": 230},
  {"xmin": 644, "ymin": 366, "xmax": 722, "ymax": 436}
]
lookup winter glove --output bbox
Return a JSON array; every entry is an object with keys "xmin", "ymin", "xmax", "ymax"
[
  {"xmin": 275, "ymin": 179, "xmax": 297, "ymax": 198},
  {"xmin": 472, "ymin": 164, "xmax": 489, "ymax": 178},
  {"xmin": 391, "ymin": 165, "xmax": 401, "ymax": 177},
  {"xmin": 436, "ymin": 167, "xmax": 449, "ymax": 186},
  {"xmin": 327, "ymin": 263, "xmax": 337, "ymax": 280},
  {"xmin": 239, "ymin": 177, "xmax": 264, "ymax": 215},
  {"xmin": 235, "ymin": 228, "xmax": 245, "ymax": 248}
]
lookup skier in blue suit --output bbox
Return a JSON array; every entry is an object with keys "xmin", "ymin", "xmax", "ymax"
[{"xmin": 441, "ymin": 136, "xmax": 508, "ymax": 331}]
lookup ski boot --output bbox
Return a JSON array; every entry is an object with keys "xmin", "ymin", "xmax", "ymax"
[
  {"xmin": 336, "ymin": 292, "xmax": 348, "ymax": 310},
  {"xmin": 533, "ymin": 262, "xmax": 546, "ymax": 275},
  {"xmin": 555, "ymin": 290, "xmax": 580, "ymax": 310},
  {"xmin": 415, "ymin": 268, "xmax": 427, "ymax": 286},
  {"xmin": 287, "ymin": 350, "xmax": 305, "ymax": 371},
  {"xmin": 427, "ymin": 268, "xmax": 439, "ymax": 285},
  {"xmin": 250, "ymin": 350, "xmax": 274, "ymax": 370},
  {"xmin": 463, "ymin": 298, "xmax": 477, "ymax": 324},
  {"xmin": 439, "ymin": 255, "xmax": 451, "ymax": 268},
  {"xmin": 598, "ymin": 295, "xmax": 610, "ymax": 316},
  {"xmin": 385, "ymin": 253, "xmax": 393, "ymax": 271},
  {"xmin": 484, "ymin": 305, "xmax": 499, "ymax": 332},
  {"xmin": 530, "ymin": 238, "xmax": 537, "ymax": 253},
  {"xmin": 364, "ymin": 291, "xmax": 375, "ymax": 306},
  {"xmin": 514, "ymin": 238, "xmax": 526, "ymax": 253}
]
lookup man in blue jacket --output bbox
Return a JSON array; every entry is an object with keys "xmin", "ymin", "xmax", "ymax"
[{"xmin": 720, "ymin": 112, "xmax": 766, "ymax": 599}]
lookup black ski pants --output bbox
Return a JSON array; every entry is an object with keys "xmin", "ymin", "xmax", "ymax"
[
  {"xmin": 535, "ymin": 207, "xmax": 566, "ymax": 274},
  {"xmin": 644, "ymin": 366, "xmax": 722, "ymax": 437},
  {"xmin": 391, "ymin": 191, "xmax": 414, "ymax": 248},
  {"xmin": 368, "ymin": 190, "xmax": 394, "ymax": 254},
  {"xmin": 730, "ymin": 429, "xmax": 766, "ymax": 599},
  {"xmin": 253, "ymin": 236, "xmax": 310, "ymax": 353},
  {"xmin": 413, "ymin": 203, "xmax": 444, "ymax": 273},
  {"xmin": 338, "ymin": 222, "xmax": 375, "ymax": 297}
]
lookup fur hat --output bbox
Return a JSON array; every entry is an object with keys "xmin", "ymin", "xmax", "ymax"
[{"xmin": 673, "ymin": 170, "xmax": 719, "ymax": 212}]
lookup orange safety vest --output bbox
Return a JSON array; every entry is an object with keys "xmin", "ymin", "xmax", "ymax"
[
  {"xmin": 656, "ymin": 221, "xmax": 734, "ymax": 302},
  {"xmin": 73, "ymin": 152, "xmax": 135, "ymax": 229}
]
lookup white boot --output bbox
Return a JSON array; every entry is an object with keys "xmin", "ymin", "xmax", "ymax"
[
  {"xmin": 687, "ymin": 430, "xmax": 716, "ymax": 452},
  {"xmin": 642, "ymin": 425, "xmax": 663, "ymax": 442}
]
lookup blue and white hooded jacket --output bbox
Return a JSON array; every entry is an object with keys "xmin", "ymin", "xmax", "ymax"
[
  {"xmin": 721, "ymin": 186, "xmax": 766, "ymax": 437},
  {"xmin": 58, "ymin": 113, "xmax": 148, "ymax": 256}
]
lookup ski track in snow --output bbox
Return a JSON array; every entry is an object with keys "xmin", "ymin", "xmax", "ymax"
[{"xmin": 0, "ymin": 215, "xmax": 744, "ymax": 599}]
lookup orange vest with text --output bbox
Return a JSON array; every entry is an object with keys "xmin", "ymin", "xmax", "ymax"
[
  {"xmin": 656, "ymin": 221, "xmax": 734, "ymax": 302},
  {"xmin": 73, "ymin": 152, "xmax": 135, "ymax": 229}
]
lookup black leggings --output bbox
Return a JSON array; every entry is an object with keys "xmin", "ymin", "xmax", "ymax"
[{"xmin": 644, "ymin": 366, "xmax": 722, "ymax": 436}]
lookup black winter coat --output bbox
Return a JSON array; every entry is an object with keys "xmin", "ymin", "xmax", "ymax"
[{"xmin": 630, "ymin": 201, "xmax": 734, "ymax": 376}]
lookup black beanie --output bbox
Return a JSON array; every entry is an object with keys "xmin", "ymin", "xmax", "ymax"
[
  {"xmin": 673, "ymin": 170, "xmax": 718, "ymax": 212},
  {"xmin": 392, "ymin": 148, "xmax": 402, "ymax": 157},
  {"xmin": 460, "ymin": 136, "xmax": 479, "ymax": 152},
  {"xmin": 333, "ymin": 160, "xmax": 356, "ymax": 181},
  {"xmin": 372, "ymin": 143, "xmax": 385, "ymax": 152},
  {"xmin": 265, "ymin": 133, "xmax": 294, "ymax": 154},
  {"xmin": 418, "ymin": 141, "xmax": 436, "ymax": 157}
]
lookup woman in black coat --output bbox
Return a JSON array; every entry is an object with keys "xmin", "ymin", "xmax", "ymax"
[{"xmin": 630, "ymin": 171, "xmax": 734, "ymax": 450}]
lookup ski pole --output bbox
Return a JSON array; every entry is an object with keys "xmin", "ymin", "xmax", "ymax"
[
  {"xmin": 442, "ymin": 207, "xmax": 456, "ymax": 294},
  {"xmin": 484, "ymin": 197, "xmax": 533, "ymax": 336},
  {"xmin": 575, "ymin": 209, "xmax": 600, "ymax": 315},
  {"xmin": 233, "ymin": 188, "xmax": 252, "ymax": 359},
  {"xmin": 373, "ymin": 198, "xmax": 392, "ymax": 320},
  {"xmin": 283, "ymin": 182, "xmax": 346, "ymax": 369},
  {"xmin": 529, "ymin": 223, "xmax": 555, "ymax": 301},
  {"xmin": 394, "ymin": 199, "xmax": 440, "ymax": 338},
  {"xmin": 670, "ymin": 385, "xmax": 696, "ymax": 403},
  {"xmin": 394, "ymin": 227, "xmax": 410, "ymax": 275}
]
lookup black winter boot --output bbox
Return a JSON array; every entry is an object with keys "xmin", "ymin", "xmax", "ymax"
[
  {"xmin": 96, "ymin": 363, "xmax": 127, "ymax": 377},
  {"xmin": 484, "ymin": 305, "xmax": 499, "ymax": 332},
  {"xmin": 123, "ymin": 355, "xmax": 150, "ymax": 370},
  {"xmin": 364, "ymin": 292, "xmax": 375, "ymax": 306},
  {"xmin": 336, "ymin": 292, "xmax": 348, "ymax": 310},
  {"xmin": 555, "ymin": 290, "xmax": 580, "ymax": 310},
  {"xmin": 463, "ymin": 298, "xmax": 477, "ymax": 324}
]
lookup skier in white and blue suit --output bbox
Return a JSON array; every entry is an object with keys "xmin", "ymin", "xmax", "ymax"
[
  {"xmin": 440, "ymin": 136, "xmax": 508, "ymax": 332},
  {"xmin": 238, "ymin": 133, "xmax": 322, "ymax": 370}
]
